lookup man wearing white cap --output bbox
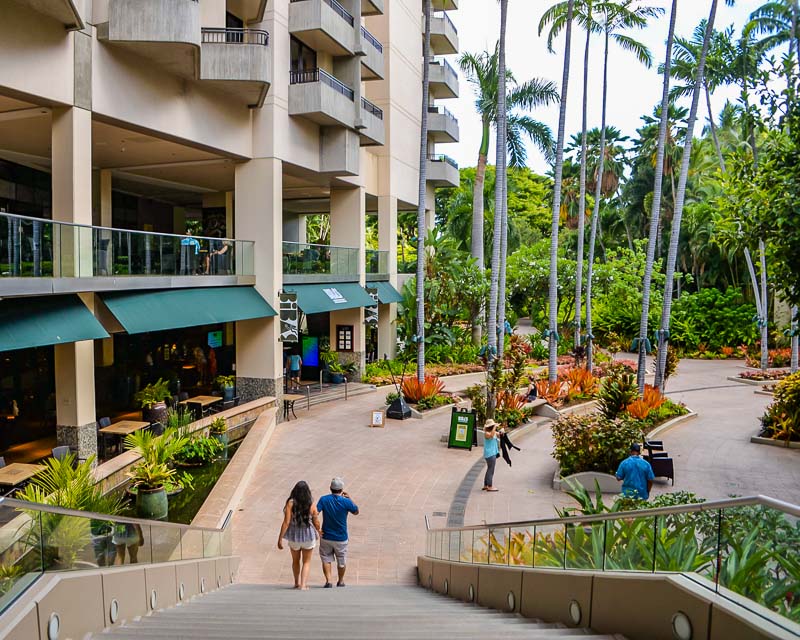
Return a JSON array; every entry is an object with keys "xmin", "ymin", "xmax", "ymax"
[{"xmin": 316, "ymin": 477, "xmax": 359, "ymax": 587}]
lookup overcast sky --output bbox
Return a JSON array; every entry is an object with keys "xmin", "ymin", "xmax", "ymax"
[{"xmin": 445, "ymin": 1, "xmax": 759, "ymax": 173}]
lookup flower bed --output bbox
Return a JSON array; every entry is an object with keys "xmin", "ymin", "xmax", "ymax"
[
  {"xmin": 739, "ymin": 369, "xmax": 790, "ymax": 382},
  {"xmin": 365, "ymin": 361, "xmax": 484, "ymax": 385},
  {"xmin": 759, "ymin": 371, "xmax": 800, "ymax": 443}
]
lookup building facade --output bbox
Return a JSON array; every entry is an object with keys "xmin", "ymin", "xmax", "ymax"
[{"xmin": 0, "ymin": 0, "xmax": 459, "ymax": 463}]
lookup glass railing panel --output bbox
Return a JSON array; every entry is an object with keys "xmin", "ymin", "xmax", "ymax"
[
  {"xmin": 150, "ymin": 524, "xmax": 182, "ymax": 563},
  {"xmin": 181, "ymin": 528, "xmax": 204, "ymax": 560},
  {"xmin": 472, "ymin": 527, "xmax": 489, "ymax": 564},
  {"xmin": 564, "ymin": 522, "xmax": 604, "ymax": 570},
  {"xmin": 0, "ymin": 506, "xmax": 43, "ymax": 614},
  {"xmin": 509, "ymin": 526, "xmax": 534, "ymax": 567},
  {"xmin": 459, "ymin": 530, "xmax": 473, "ymax": 563},
  {"xmin": 533, "ymin": 523, "xmax": 566, "ymax": 568},
  {"xmin": 203, "ymin": 530, "xmax": 221, "ymax": 558},
  {"xmin": 282, "ymin": 241, "xmax": 359, "ymax": 277},
  {"xmin": 366, "ymin": 249, "xmax": 389, "ymax": 275},
  {"xmin": 488, "ymin": 527, "xmax": 509, "ymax": 565},
  {"xmin": 717, "ymin": 505, "xmax": 800, "ymax": 622},
  {"xmin": 447, "ymin": 530, "xmax": 460, "ymax": 562},
  {"xmin": 603, "ymin": 516, "xmax": 657, "ymax": 572},
  {"xmin": 655, "ymin": 510, "xmax": 718, "ymax": 578}
]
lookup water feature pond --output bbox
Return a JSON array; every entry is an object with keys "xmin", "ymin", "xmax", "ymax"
[{"xmin": 120, "ymin": 440, "xmax": 241, "ymax": 524}]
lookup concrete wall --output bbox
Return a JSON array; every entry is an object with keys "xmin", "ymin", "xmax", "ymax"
[
  {"xmin": 106, "ymin": 0, "xmax": 201, "ymax": 47},
  {"xmin": 200, "ymin": 40, "xmax": 272, "ymax": 84},
  {"xmin": 418, "ymin": 557, "xmax": 799, "ymax": 640},
  {"xmin": 288, "ymin": 0, "xmax": 356, "ymax": 55}
]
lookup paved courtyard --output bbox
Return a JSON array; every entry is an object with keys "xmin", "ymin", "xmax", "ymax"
[{"xmin": 231, "ymin": 358, "xmax": 800, "ymax": 586}]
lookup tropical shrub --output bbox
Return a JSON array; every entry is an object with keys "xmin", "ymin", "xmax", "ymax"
[
  {"xmin": 401, "ymin": 375, "xmax": 445, "ymax": 403},
  {"xmin": 760, "ymin": 371, "xmax": 800, "ymax": 442},
  {"xmin": 124, "ymin": 427, "xmax": 190, "ymax": 491},
  {"xmin": 209, "ymin": 416, "xmax": 227, "ymax": 435},
  {"xmin": 598, "ymin": 372, "xmax": 637, "ymax": 419},
  {"xmin": 174, "ymin": 436, "xmax": 224, "ymax": 466},
  {"xmin": 669, "ymin": 288, "xmax": 758, "ymax": 352},
  {"xmin": 495, "ymin": 391, "xmax": 527, "ymax": 429},
  {"xmin": 562, "ymin": 368, "xmax": 598, "ymax": 400},
  {"xmin": 416, "ymin": 394, "xmax": 454, "ymax": 411},
  {"xmin": 134, "ymin": 378, "xmax": 171, "ymax": 409},
  {"xmin": 552, "ymin": 414, "xmax": 645, "ymax": 476},
  {"xmin": 465, "ymin": 384, "xmax": 488, "ymax": 427},
  {"xmin": 745, "ymin": 347, "xmax": 791, "ymax": 369},
  {"xmin": 384, "ymin": 391, "xmax": 400, "ymax": 405}
]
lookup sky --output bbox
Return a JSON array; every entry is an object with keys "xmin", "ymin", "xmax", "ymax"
[{"xmin": 445, "ymin": 1, "xmax": 760, "ymax": 174}]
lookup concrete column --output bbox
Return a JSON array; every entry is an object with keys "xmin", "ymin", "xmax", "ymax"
[
  {"xmin": 173, "ymin": 207, "xmax": 187, "ymax": 234},
  {"xmin": 377, "ymin": 195, "xmax": 398, "ymax": 359},
  {"xmin": 100, "ymin": 169, "xmax": 112, "ymax": 226},
  {"xmin": 282, "ymin": 213, "xmax": 307, "ymax": 244},
  {"xmin": 234, "ymin": 158, "xmax": 283, "ymax": 404},
  {"xmin": 51, "ymin": 107, "xmax": 97, "ymax": 461},
  {"xmin": 225, "ymin": 191, "xmax": 234, "ymax": 237},
  {"xmin": 330, "ymin": 187, "xmax": 366, "ymax": 378}
]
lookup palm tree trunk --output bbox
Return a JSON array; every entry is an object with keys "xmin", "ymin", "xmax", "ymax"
[
  {"xmin": 497, "ymin": 167, "xmax": 508, "ymax": 358},
  {"xmin": 487, "ymin": 0, "xmax": 509, "ymax": 358},
  {"xmin": 637, "ymin": 0, "xmax": 678, "ymax": 393},
  {"xmin": 654, "ymin": 0, "xmax": 718, "ymax": 391},
  {"xmin": 416, "ymin": 0, "xmax": 432, "ymax": 382},
  {"xmin": 471, "ymin": 126, "xmax": 490, "ymax": 347},
  {"xmin": 574, "ymin": 26, "xmax": 592, "ymax": 351},
  {"xmin": 705, "ymin": 80, "xmax": 726, "ymax": 173},
  {"xmin": 759, "ymin": 238, "xmax": 769, "ymax": 371},
  {"xmin": 547, "ymin": 0, "xmax": 575, "ymax": 383},
  {"xmin": 792, "ymin": 306, "xmax": 799, "ymax": 373},
  {"xmin": 585, "ymin": 23, "xmax": 609, "ymax": 373}
]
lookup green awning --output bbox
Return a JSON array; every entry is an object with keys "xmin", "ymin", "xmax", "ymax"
[
  {"xmin": 101, "ymin": 286, "xmax": 276, "ymax": 334},
  {"xmin": 0, "ymin": 295, "xmax": 109, "ymax": 352},
  {"xmin": 369, "ymin": 281, "xmax": 404, "ymax": 304},
  {"xmin": 284, "ymin": 283, "xmax": 376, "ymax": 315}
]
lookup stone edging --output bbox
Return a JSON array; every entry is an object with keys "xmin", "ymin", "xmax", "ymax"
[
  {"xmin": 557, "ymin": 400, "xmax": 599, "ymax": 417},
  {"xmin": 726, "ymin": 375, "xmax": 781, "ymax": 387},
  {"xmin": 410, "ymin": 399, "xmax": 469, "ymax": 420},
  {"xmin": 552, "ymin": 408, "xmax": 697, "ymax": 493},
  {"xmin": 750, "ymin": 434, "xmax": 800, "ymax": 449}
]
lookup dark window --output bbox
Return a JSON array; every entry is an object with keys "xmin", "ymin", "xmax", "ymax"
[{"xmin": 290, "ymin": 37, "xmax": 317, "ymax": 73}]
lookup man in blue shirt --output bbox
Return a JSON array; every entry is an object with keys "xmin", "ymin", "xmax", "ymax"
[
  {"xmin": 615, "ymin": 444, "xmax": 655, "ymax": 500},
  {"xmin": 316, "ymin": 477, "xmax": 359, "ymax": 588}
]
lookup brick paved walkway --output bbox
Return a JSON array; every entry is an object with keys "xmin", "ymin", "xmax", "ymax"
[{"xmin": 232, "ymin": 358, "xmax": 800, "ymax": 586}]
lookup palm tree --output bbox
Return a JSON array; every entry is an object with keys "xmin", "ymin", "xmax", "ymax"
[
  {"xmin": 653, "ymin": 1, "xmax": 721, "ymax": 390},
  {"xmin": 582, "ymin": 0, "xmax": 661, "ymax": 371},
  {"xmin": 635, "ymin": 0, "xmax": 678, "ymax": 392},
  {"xmin": 488, "ymin": 0, "xmax": 510, "ymax": 358},
  {"xmin": 749, "ymin": 1, "xmax": 800, "ymax": 59},
  {"xmin": 415, "ymin": 0, "xmax": 432, "ymax": 382},
  {"xmin": 459, "ymin": 48, "xmax": 558, "ymax": 345},
  {"xmin": 544, "ymin": 0, "xmax": 576, "ymax": 382},
  {"xmin": 540, "ymin": 0, "xmax": 602, "ymax": 351}
]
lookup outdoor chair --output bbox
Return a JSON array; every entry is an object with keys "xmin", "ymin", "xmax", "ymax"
[
  {"xmin": 650, "ymin": 457, "xmax": 675, "ymax": 485},
  {"xmin": 51, "ymin": 446, "xmax": 71, "ymax": 462},
  {"xmin": 149, "ymin": 422, "xmax": 165, "ymax": 436},
  {"xmin": 97, "ymin": 417, "xmax": 112, "ymax": 458}
]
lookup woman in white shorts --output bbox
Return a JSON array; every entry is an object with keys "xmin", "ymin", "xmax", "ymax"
[{"xmin": 277, "ymin": 480, "xmax": 321, "ymax": 590}]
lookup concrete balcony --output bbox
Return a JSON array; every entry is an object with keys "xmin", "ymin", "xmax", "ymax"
[
  {"xmin": 432, "ymin": 0, "xmax": 458, "ymax": 9},
  {"xmin": 289, "ymin": 0, "xmax": 356, "ymax": 57},
  {"xmin": 200, "ymin": 28, "xmax": 271, "ymax": 108},
  {"xmin": 11, "ymin": 0, "xmax": 84, "ymax": 29},
  {"xmin": 362, "ymin": 0, "xmax": 384, "ymax": 15},
  {"xmin": 427, "ymin": 154, "xmax": 459, "ymax": 188},
  {"xmin": 289, "ymin": 68, "xmax": 355, "ymax": 128},
  {"xmin": 358, "ymin": 97, "xmax": 385, "ymax": 146},
  {"xmin": 360, "ymin": 26, "xmax": 384, "ymax": 80},
  {"xmin": 99, "ymin": 0, "xmax": 201, "ymax": 79},
  {"xmin": 430, "ymin": 11, "xmax": 458, "ymax": 55},
  {"xmin": 429, "ymin": 58, "xmax": 459, "ymax": 99},
  {"xmin": 427, "ymin": 105, "xmax": 459, "ymax": 143}
]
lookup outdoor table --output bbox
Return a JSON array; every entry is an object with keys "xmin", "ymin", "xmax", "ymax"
[
  {"xmin": 283, "ymin": 394, "xmax": 305, "ymax": 421},
  {"xmin": 0, "ymin": 463, "xmax": 43, "ymax": 489},
  {"xmin": 179, "ymin": 395, "xmax": 223, "ymax": 418},
  {"xmin": 100, "ymin": 420, "xmax": 150, "ymax": 457}
]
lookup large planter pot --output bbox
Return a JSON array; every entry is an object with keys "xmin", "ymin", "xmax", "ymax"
[
  {"xmin": 213, "ymin": 432, "xmax": 229, "ymax": 447},
  {"xmin": 136, "ymin": 486, "xmax": 168, "ymax": 520},
  {"xmin": 222, "ymin": 386, "xmax": 234, "ymax": 402},
  {"xmin": 329, "ymin": 373, "xmax": 345, "ymax": 384},
  {"xmin": 142, "ymin": 401, "xmax": 168, "ymax": 425}
]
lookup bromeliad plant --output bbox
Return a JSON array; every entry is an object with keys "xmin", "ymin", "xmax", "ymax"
[
  {"xmin": 760, "ymin": 371, "xmax": 800, "ymax": 442},
  {"xmin": 401, "ymin": 374, "xmax": 445, "ymax": 404},
  {"xmin": 598, "ymin": 371, "xmax": 638, "ymax": 419}
]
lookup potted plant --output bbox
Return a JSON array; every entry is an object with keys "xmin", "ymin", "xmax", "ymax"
[
  {"xmin": 124, "ymin": 427, "xmax": 189, "ymax": 520},
  {"xmin": 209, "ymin": 416, "xmax": 229, "ymax": 447},
  {"xmin": 215, "ymin": 375, "xmax": 236, "ymax": 402},
  {"xmin": 135, "ymin": 378, "xmax": 171, "ymax": 425}
]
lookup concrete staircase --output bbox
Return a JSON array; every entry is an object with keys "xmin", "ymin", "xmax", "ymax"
[{"xmin": 94, "ymin": 584, "xmax": 624, "ymax": 639}]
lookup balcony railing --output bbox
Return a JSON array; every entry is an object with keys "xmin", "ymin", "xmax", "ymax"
[
  {"xmin": 366, "ymin": 249, "xmax": 389, "ymax": 276},
  {"xmin": 290, "ymin": 0, "xmax": 354, "ymax": 26},
  {"xmin": 0, "ymin": 212, "xmax": 254, "ymax": 278},
  {"xmin": 282, "ymin": 241, "xmax": 359, "ymax": 277},
  {"xmin": 201, "ymin": 27, "xmax": 269, "ymax": 45},
  {"xmin": 432, "ymin": 57, "xmax": 458, "ymax": 79},
  {"xmin": 290, "ymin": 68, "xmax": 354, "ymax": 100},
  {"xmin": 433, "ymin": 10, "xmax": 458, "ymax": 34},
  {"xmin": 429, "ymin": 154, "xmax": 458, "ymax": 168},
  {"xmin": 360, "ymin": 26, "xmax": 383, "ymax": 53},
  {"xmin": 361, "ymin": 97, "xmax": 383, "ymax": 120},
  {"xmin": 428, "ymin": 105, "xmax": 456, "ymax": 120}
]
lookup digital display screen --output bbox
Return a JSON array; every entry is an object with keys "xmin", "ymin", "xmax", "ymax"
[
  {"xmin": 302, "ymin": 336, "xmax": 319, "ymax": 367},
  {"xmin": 207, "ymin": 330, "xmax": 223, "ymax": 349}
]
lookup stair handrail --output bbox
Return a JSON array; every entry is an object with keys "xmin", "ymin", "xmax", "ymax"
[{"xmin": 426, "ymin": 494, "xmax": 800, "ymax": 532}]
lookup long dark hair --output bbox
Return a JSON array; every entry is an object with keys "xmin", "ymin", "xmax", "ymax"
[{"xmin": 288, "ymin": 481, "xmax": 312, "ymax": 527}]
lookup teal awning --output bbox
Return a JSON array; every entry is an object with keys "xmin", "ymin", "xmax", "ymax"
[
  {"xmin": 101, "ymin": 287, "xmax": 276, "ymax": 334},
  {"xmin": 284, "ymin": 283, "xmax": 376, "ymax": 315},
  {"xmin": 369, "ymin": 281, "xmax": 403, "ymax": 304},
  {"xmin": 0, "ymin": 295, "xmax": 109, "ymax": 352}
]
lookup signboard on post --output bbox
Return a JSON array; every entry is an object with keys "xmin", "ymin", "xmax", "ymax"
[
  {"xmin": 279, "ymin": 291, "xmax": 299, "ymax": 343},
  {"xmin": 447, "ymin": 407, "xmax": 476, "ymax": 450},
  {"xmin": 365, "ymin": 286, "xmax": 379, "ymax": 327}
]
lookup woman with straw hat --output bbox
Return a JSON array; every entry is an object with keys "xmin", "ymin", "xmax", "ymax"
[{"xmin": 482, "ymin": 419, "xmax": 504, "ymax": 492}]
